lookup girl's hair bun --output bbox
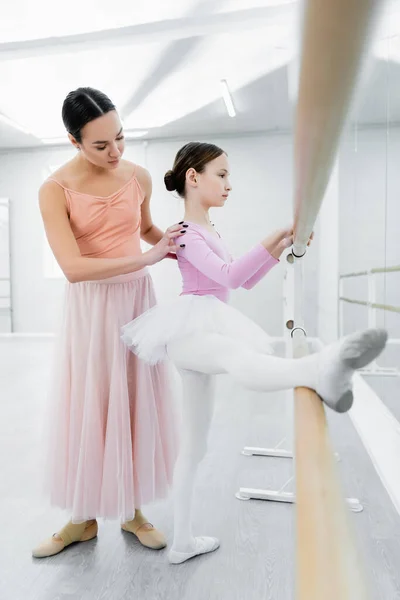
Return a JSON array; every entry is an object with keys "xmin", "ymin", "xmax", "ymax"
[{"xmin": 164, "ymin": 170, "xmax": 176, "ymax": 192}]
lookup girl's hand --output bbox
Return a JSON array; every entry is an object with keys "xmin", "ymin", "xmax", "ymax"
[
  {"xmin": 261, "ymin": 227, "xmax": 293, "ymax": 259},
  {"xmin": 261, "ymin": 227, "xmax": 314, "ymax": 260}
]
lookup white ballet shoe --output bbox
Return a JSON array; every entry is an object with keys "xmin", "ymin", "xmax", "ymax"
[
  {"xmin": 168, "ymin": 536, "xmax": 220, "ymax": 564},
  {"xmin": 317, "ymin": 328, "xmax": 388, "ymax": 413}
]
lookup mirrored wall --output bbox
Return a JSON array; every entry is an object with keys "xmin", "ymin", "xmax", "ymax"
[
  {"xmin": 0, "ymin": 199, "xmax": 12, "ymax": 333},
  {"xmin": 338, "ymin": 32, "xmax": 400, "ymax": 417}
]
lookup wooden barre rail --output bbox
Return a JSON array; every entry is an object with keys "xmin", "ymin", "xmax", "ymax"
[
  {"xmin": 292, "ymin": 0, "xmax": 384, "ymax": 598},
  {"xmin": 292, "ymin": 0, "xmax": 382, "ymax": 258},
  {"xmin": 340, "ymin": 297, "xmax": 400, "ymax": 314},
  {"xmin": 292, "ymin": 314, "xmax": 368, "ymax": 600},
  {"xmin": 294, "ymin": 385, "xmax": 367, "ymax": 598},
  {"xmin": 340, "ymin": 265, "xmax": 400, "ymax": 278}
]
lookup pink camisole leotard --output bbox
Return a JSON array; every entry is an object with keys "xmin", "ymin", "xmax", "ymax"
[
  {"xmin": 176, "ymin": 222, "xmax": 278, "ymax": 303},
  {"xmin": 48, "ymin": 172, "xmax": 145, "ymax": 259}
]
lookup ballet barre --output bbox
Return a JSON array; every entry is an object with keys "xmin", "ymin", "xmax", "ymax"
[
  {"xmin": 239, "ymin": 0, "xmax": 384, "ymax": 597},
  {"xmin": 339, "ymin": 266, "xmax": 400, "ymax": 377},
  {"xmin": 236, "ymin": 251, "xmax": 363, "ymax": 511},
  {"xmin": 340, "ymin": 265, "xmax": 400, "ymax": 278},
  {"xmin": 236, "ymin": 450, "xmax": 362, "ymax": 513},
  {"xmin": 290, "ymin": 0, "xmax": 383, "ymax": 596},
  {"xmin": 340, "ymin": 298, "xmax": 400, "ymax": 314}
]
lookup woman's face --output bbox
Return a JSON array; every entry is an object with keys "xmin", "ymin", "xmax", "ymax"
[{"xmin": 71, "ymin": 110, "xmax": 125, "ymax": 170}]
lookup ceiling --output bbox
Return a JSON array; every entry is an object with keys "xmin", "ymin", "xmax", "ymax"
[{"xmin": 1, "ymin": 0, "xmax": 400, "ymax": 150}]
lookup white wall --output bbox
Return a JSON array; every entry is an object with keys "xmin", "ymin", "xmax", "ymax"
[
  {"xmin": 0, "ymin": 147, "xmax": 74, "ymax": 333},
  {"xmin": 0, "ymin": 133, "xmax": 319, "ymax": 336}
]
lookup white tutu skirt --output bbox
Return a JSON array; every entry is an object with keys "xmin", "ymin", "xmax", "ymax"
[{"xmin": 121, "ymin": 294, "xmax": 274, "ymax": 364}]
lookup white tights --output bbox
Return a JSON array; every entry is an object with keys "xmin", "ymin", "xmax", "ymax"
[
  {"xmin": 168, "ymin": 332, "xmax": 319, "ymax": 392},
  {"xmin": 167, "ymin": 332, "xmax": 319, "ymax": 554},
  {"xmin": 166, "ymin": 329, "xmax": 386, "ymax": 558}
]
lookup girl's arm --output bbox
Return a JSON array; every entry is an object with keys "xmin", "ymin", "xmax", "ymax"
[
  {"xmin": 241, "ymin": 255, "xmax": 279, "ymax": 289},
  {"xmin": 177, "ymin": 229, "xmax": 273, "ymax": 289}
]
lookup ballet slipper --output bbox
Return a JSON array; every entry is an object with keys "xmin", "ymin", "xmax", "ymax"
[
  {"xmin": 317, "ymin": 328, "xmax": 388, "ymax": 413},
  {"xmin": 168, "ymin": 536, "xmax": 220, "ymax": 564},
  {"xmin": 32, "ymin": 519, "xmax": 98, "ymax": 558},
  {"xmin": 121, "ymin": 521, "xmax": 167, "ymax": 550}
]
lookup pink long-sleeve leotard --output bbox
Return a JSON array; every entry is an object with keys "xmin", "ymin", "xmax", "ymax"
[{"xmin": 176, "ymin": 222, "xmax": 278, "ymax": 303}]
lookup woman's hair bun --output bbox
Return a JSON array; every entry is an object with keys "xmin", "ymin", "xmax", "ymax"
[{"xmin": 164, "ymin": 169, "xmax": 176, "ymax": 192}]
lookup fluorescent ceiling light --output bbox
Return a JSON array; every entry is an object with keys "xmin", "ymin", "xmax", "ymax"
[
  {"xmin": 0, "ymin": 112, "xmax": 35, "ymax": 137},
  {"xmin": 220, "ymin": 79, "xmax": 236, "ymax": 118}
]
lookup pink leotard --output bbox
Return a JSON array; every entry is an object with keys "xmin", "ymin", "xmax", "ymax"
[{"xmin": 176, "ymin": 222, "xmax": 278, "ymax": 303}]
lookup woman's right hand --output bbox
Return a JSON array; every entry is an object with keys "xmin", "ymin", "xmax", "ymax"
[{"xmin": 144, "ymin": 223, "xmax": 187, "ymax": 266}]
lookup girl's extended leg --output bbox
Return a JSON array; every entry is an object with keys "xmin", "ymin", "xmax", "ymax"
[
  {"xmin": 167, "ymin": 329, "xmax": 387, "ymax": 413},
  {"xmin": 166, "ymin": 328, "xmax": 387, "ymax": 564}
]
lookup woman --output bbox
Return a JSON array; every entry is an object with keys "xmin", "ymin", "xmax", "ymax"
[
  {"xmin": 32, "ymin": 87, "xmax": 185, "ymax": 558},
  {"xmin": 121, "ymin": 142, "xmax": 387, "ymax": 564}
]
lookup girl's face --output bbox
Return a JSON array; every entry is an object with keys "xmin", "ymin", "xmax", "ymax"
[
  {"xmin": 189, "ymin": 153, "xmax": 232, "ymax": 208},
  {"xmin": 70, "ymin": 110, "xmax": 125, "ymax": 170}
]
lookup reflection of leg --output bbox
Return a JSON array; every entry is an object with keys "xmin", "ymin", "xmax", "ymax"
[
  {"xmin": 167, "ymin": 329, "xmax": 387, "ymax": 413},
  {"xmin": 168, "ymin": 370, "xmax": 220, "ymax": 564}
]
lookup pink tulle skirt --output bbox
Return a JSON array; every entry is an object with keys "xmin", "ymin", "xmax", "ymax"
[{"xmin": 44, "ymin": 269, "xmax": 180, "ymax": 523}]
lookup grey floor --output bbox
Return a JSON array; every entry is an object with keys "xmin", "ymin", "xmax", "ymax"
[{"xmin": 1, "ymin": 339, "xmax": 400, "ymax": 600}]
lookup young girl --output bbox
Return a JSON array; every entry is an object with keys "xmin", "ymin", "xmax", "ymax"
[
  {"xmin": 33, "ymin": 88, "xmax": 185, "ymax": 558},
  {"xmin": 121, "ymin": 141, "xmax": 387, "ymax": 564}
]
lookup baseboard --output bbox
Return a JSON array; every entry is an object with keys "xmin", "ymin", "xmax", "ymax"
[
  {"xmin": 349, "ymin": 373, "xmax": 400, "ymax": 517},
  {"xmin": 316, "ymin": 336, "xmax": 400, "ymax": 516},
  {"xmin": 0, "ymin": 333, "xmax": 55, "ymax": 340}
]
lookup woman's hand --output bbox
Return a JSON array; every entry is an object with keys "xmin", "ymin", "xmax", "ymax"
[
  {"xmin": 261, "ymin": 227, "xmax": 314, "ymax": 260},
  {"xmin": 144, "ymin": 223, "xmax": 187, "ymax": 266}
]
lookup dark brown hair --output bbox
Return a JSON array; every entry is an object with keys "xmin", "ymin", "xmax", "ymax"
[
  {"xmin": 62, "ymin": 87, "xmax": 116, "ymax": 143},
  {"xmin": 164, "ymin": 142, "xmax": 225, "ymax": 197}
]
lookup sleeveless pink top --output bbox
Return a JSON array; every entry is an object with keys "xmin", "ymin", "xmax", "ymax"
[{"xmin": 48, "ymin": 172, "xmax": 145, "ymax": 259}]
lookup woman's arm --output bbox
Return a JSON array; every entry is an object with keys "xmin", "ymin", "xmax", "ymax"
[
  {"xmin": 39, "ymin": 181, "xmax": 181, "ymax": 283},
  {"xmin": 137, "ymin": 165, "xmax": 177, "ymax": 259},
  {"xmin": 137, "ymin": 166, "xmax": 164, "ymax": 245}
]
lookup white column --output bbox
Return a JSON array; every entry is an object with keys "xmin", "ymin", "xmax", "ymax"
[{"xmin": 317, "ymin": 163, "xmax": 339, "ymax": 343}]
